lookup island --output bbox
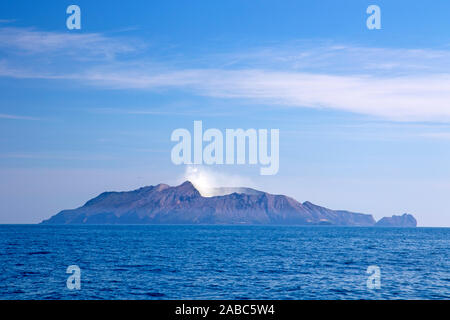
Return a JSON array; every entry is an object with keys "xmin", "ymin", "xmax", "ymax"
[{"xmin": 41, "ymin": 181, "xmax": 417, "ymax": 227}]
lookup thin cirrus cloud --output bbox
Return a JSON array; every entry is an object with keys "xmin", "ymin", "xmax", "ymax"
[
  {"xmin": 1, "ymin": 26, "xmax": 450, "ymax": 122},
  {"xmin": 206, "ymin": 43, "xmax": 450, "ymax": 75},
  {"xmin": 0, "ymin": 113, "xmax": 40, "ymax": 121},
  {"xmin": 0, "ymin": 152, "xmax": 115, "ymax": 161},
  {"xmin": 419, "ymin": 132, "xmax": 450, "ymax": 140},
  {"xmin": 82, "ymin": 69, "xmax": 450, "ymax": 122},
  {"xmin": 0, "ymin": 27, "xmax": 140, "ymax": 59}
]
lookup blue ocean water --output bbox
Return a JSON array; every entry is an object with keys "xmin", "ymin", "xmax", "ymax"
[{"xmin": 0, "ymin": 225, "xmax": 448, "ymax": 300}]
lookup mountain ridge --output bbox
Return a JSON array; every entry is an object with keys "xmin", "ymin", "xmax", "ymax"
[{"xmin": 41, "ymin": 181, "xmax": 417, "ymax": 227}]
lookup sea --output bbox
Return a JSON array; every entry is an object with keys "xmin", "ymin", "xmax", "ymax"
[{"xmin": 0, "ymin": 225, "xmax": 448, "ymax": 300}]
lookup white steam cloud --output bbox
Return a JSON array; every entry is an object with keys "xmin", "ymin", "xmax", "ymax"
[{"xmin": 182, "ymin": 166, "xmax": 253, "ymax": 197}]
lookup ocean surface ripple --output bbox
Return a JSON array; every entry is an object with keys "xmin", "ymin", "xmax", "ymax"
[{"xmin": 0, "ymin": 225, "xmax": 448, "ymax": 300}]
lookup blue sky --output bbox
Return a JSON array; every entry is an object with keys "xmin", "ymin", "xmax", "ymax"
[{"xmin": 1, "ymin": 0, "xmax": 450, "ymax": 226}]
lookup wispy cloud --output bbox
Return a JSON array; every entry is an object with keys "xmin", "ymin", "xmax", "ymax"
[
  {"xmin": 0, "ymin": 113, "xmax": 40, "ymax": 120},
  {"xmin": 1, "ymin": 26, "xmax": 450, "ymax": 122},
  {"xmin": 0, "ymin": 19, "xmax": 16, "ymax": 24},
  {"xmin": 0, "ymin": 27, "xmax": 139, "ymax": 59},
  {"xmin": 419, "ymin": 132, "xmax": 450, "ymax": 140},
  {"xmin": 90, "ymin": 107, "xmax": 232, "ymax": 117},
  {"xmin": 203, "ymin": 42, "xmax": 450, "ymax": 76},
  {"xmin": 80, "ymin": 69, "xmax": 450, "ymax": 122},
  {"xmin": 0, "ymin": 152, "xmax": 115, "ymax": 161}
]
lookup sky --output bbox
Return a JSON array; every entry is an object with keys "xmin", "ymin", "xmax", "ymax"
[{"xmin": 0, "ymin": 0, "xmax": 450, "ymax": 226}]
